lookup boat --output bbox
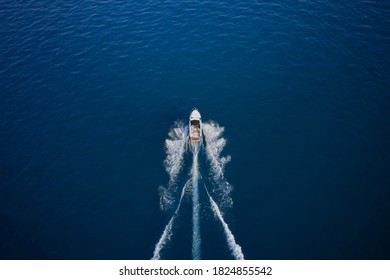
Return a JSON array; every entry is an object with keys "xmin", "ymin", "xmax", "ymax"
[{"xmin": 189, "ymin": 108, "xmax": 202, "ymax": 142}]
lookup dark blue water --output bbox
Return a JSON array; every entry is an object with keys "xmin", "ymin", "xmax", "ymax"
[{"xmin": 1, "ymin": 0, "xmax": 389, "ymax": 259}]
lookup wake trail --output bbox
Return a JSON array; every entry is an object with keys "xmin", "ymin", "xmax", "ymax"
[
  {"xmin": 164, "ymin": 123, "xmax": 187, "ymax": 185},
  {"xmin": 202, "ymin": 121, "xmax": 233, "ymax": 209},
  {"xmin": 154, "ymin": 118, "xmax": 244, "ymax": 259},
  {"xmin": 151, "ymin": 180, "xmax": 190, "ymax": 260},
  {"xmin": 191, "ymin": 152, "xmax": 201, "ymax": 260},
  {"xmin": 203, "ymin": 182, "xmax": 245, "ymax": 260},
  {"xmin": 159, "ymin": 122, "xmax": 188, "ymax": 211}
]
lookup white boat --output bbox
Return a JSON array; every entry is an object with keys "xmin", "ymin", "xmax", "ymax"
[{"xmin": 189, "ymin": 108, "xmax": 202, "ymax": 142}]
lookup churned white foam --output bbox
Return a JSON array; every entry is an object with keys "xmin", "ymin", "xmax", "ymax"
[
  {"xmin": 164, "ymin": 121, "xmax": 188, "ymax": 185},
  {"xmin": 158, "ymin": 185, "xmax": 175, "ymax": 211},
  {"xmin": 202, "ymin": 121, "xmax": 233, "ymax": 209},
  {"xmin": 202, "ymin": 122, "xmax": 230, "ymax": 180},
  {"xmin": 152, "ymin": 180, "xmax": 189, "ymax": 260},
  {"xmin": 159, "ymin": 121, "xmax": 188, "ymax": 211}
]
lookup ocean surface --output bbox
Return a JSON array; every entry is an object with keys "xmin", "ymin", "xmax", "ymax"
[{"xmin": 1, "ymin": 0, "xmax": 389, "ymax": 259}]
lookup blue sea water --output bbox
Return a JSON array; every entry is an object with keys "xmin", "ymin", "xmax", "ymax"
[{"xmin": 1, "ymin": 0, "xmax": 389, "ymax": 259}]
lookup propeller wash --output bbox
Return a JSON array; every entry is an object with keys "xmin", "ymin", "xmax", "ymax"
[{"xmin": 152, "ymin": 109, "xmax": 244, "ymax": 260}]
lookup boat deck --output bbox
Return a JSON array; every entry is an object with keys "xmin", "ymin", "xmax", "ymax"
[{"xmin": 190, "ymin": 125, "xmax": 201, "ymax": 141}]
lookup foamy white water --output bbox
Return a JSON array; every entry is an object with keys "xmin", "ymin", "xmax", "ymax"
[
  {"xmin": 164, "ymin": 122, "xmax": 188, "ymax": 185},
  {"xmin": 191, "ymin": 152, "xmax": 201, "ymax": 260},
  {"xmin": 202, "ymin": 122, "xmax": 230, "ymax": 180},
  {"xmin": 152, "ymin": 180, "xmax": 189, "ymax": 260},
  {"xmin": 202, "ymin": 121, "xmax": 233, "ymax": 209},
  {"xmin": 159, "ymin": 122, "xmax": 188, "ymax": 211}
]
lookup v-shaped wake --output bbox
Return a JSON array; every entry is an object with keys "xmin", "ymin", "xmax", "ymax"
[{"xmin": 151, "ymin": 116, "xmax": 244, "ymax": 260}]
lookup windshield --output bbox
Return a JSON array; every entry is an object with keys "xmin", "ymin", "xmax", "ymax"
[{"xmin": 191, "ymin": 120, "xmax": 200, "ymax": 126}]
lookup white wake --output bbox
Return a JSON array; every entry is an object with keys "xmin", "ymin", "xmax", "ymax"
[
  {"xmin": 204, "ymin": 182, "xmax": 245, "ymax": 260},
  {"xmin": 152, "ymin": 180, "xmax": 190, "ymax": 260},
  {"xmin": 202, "ymin": 121, "xmax": 233, "ymax": 209},
  {"xmin": 191, "ymin": 153, "xmax": 201, "ymax": 260},
  {"xmin": 159, "ymin": 121, "xmax": 188, "ymax": 211}
]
